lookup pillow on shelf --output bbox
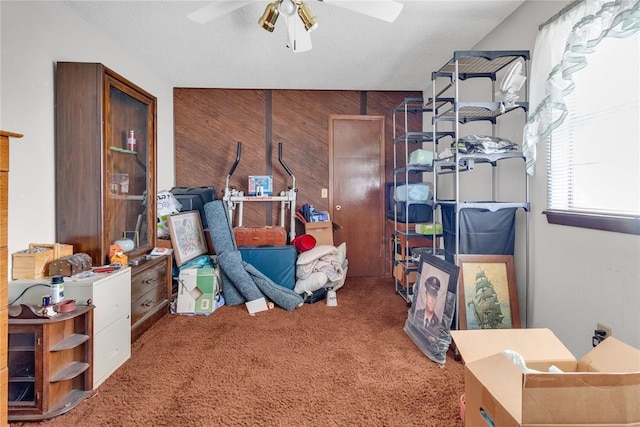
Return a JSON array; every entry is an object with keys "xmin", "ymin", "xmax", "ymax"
[
  {"xmin": 409, "ymin": 149, "xmax": 434, "ymax": 165},
  {"xmin": 394, "ymin": 183, "xmax": 432, "ymax": 202}
]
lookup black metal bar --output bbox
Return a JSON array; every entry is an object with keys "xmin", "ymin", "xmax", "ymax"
[{"xmin": 227, "ymin": 141, "xmax": 242, "ymax": 179}]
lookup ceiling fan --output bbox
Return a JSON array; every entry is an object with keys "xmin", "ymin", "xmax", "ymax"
[{"xmin": 187, "ymin": 0, "xmax": 404, "ymax": 53}]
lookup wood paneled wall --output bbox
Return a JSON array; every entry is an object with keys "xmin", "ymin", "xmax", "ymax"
[{"xmin": 173, "ymin": 88, "xmax": 422, "ymax": 267}]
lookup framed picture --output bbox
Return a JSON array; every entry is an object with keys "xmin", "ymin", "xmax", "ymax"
[
  {"xmin": 404, "ymin": 253, "xmax": 459, "ymax": 365},
  {"xmin": 456, "ymin": 254, "xmax": 521, "ymax": 330},
  {"xmin": 167, "ymin": 211, "xmax": 208, "ymax": 266}
]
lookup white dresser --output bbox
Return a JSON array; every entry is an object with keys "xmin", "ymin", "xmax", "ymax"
[{"xmin": 9, "ymin": 268, "xmax": 132, "ymax": 388}]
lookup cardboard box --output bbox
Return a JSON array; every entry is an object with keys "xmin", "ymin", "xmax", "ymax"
[
  {"xmin": 248, "ymin": 175, "xmax": 273, "ymax": 196},
  {"xmin": 393, "ymin": 262, "xmax": 417, "ymax": 284},
  {"xmin": 451, "ymin": 328, "xmax": 640, "ymax": 426},
  {"xmin": 176, "ymin": 268, "xmax": 219, "ymax": 315},
  {"xmin": 304, "ymin": 221, "xmax": 333, "ymax": 246}
]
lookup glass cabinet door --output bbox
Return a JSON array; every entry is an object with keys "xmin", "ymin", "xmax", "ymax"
[
  {"xmin": 104, "ymin": 76, "xmax": 156, "ymax": 261},
  {"xmin": 8, "ymin": 329, "xmax": 40, "ymax": 409}
]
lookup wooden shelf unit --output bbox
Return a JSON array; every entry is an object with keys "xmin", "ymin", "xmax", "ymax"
[{"xmin": 8, "ymin": 306, "xmax": 94, "ymax": 422}]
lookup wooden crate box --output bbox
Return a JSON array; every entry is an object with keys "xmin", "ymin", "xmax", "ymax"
[
  {"xmin": 12, "ymin": 247, "xmax": 54, "ymax": 279},
  {"xmin": 12, "ymin": 243, "xmax": 73, "ymax": 279},
  {"xmin": 29, "ymin": 242, "xmax": 73, "ymax": 259}
]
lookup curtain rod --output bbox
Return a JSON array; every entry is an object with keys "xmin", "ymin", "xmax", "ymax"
[{"xmin": 539, "ymin": 0, "xmax": 583, "ymax": 30}]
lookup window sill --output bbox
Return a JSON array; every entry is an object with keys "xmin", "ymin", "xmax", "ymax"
[{"xmin": 543, "ymin": 210, "xmax": 640, "ymax": 235}]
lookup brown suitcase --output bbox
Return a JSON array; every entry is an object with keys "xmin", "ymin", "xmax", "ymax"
[
  {"xmin": 233, "ymin": 226, "xmax": 287, "ymax": 247},
  {"xmin": 49, "ymin": 253, "xmax": 93, "ymax": 277}
]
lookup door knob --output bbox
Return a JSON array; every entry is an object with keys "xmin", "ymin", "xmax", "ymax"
[{"xmin": 335, "ymin": 205, "xmax": 341, "ymax": 211}]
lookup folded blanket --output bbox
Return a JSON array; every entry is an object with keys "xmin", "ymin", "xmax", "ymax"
[{"xmin": 296, "ymin": 253, "xmax": 344, "ymax": 282}]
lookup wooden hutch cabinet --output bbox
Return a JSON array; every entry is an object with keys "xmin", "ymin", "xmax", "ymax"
[{"xmin": 55, "ymin": 63, "xmax": 170, "ymax": 340}]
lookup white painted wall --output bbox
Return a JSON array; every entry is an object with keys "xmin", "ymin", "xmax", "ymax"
[
  {"xmin": 2, "ymin": 1, "xmax": 638, "ymax": 358},
  {"xmin": 469, "ymin": 1, "xmax": 640, "ymax": 357},
  {"xmin": 0, "ymin": 1, "xmax": 175, "ymax": 273}
]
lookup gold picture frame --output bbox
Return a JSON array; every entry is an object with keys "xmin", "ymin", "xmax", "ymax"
[
  {"xmin": 167, "ymin": 211, "xmax": 208, "ymax": 266},
  {"xmin": 456, "ymin": 254, "xmax": 521, "ymax": 330}
]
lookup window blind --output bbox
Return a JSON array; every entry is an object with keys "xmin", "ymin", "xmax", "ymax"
[{"xmin": 547, "ymin": 32, "xmax": 640, "ymax": 217}]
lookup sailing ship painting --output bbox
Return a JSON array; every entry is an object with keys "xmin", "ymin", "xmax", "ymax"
[{"xmin": 462, "ymin": 262, "xmax": 514, "ymax": 329}]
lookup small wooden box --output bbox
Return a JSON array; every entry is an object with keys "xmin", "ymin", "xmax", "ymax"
[
  {"xmin": 11, "ymin": 243, "xmax": 74, "ymax": 280},
  {"xmin": 29, "ymin": 243, "xmax": 73, "ymax": 259},
  {"xmin": 12, "ymin": 248, "xmax": 55, "ymax": 279}
]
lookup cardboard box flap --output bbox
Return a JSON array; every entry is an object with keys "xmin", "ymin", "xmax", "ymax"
[
  {"xmin": 522, "ymin": 371, "xmax": 640, "ymax": 425},
  {"xmin": 451, "ymin": 328, "xmax": 575, "ymax": 366},
  {"xmin": 579, "ymin": 337, "xmax": 640, "ymax": 373},
  {"xmin": 466, "ymin": 352, "xmax": 524, "ymax": 424}
]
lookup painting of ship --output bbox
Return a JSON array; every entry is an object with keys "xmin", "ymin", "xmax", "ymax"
[{"xmin": 467, "ymin": 268, "xmax": 505, "ymax": 328}]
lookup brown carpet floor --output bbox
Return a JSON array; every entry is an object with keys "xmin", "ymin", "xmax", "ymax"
[{"xmin": 12, "ymin": 277, "xmax": 465, "ymax": 427}]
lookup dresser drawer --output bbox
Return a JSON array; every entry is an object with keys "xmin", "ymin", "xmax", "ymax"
[
  {"xmin": 92, "ymin": 270, "xmax": 131, "ymax": 333},
  {"xmin": 131, "ymin": 259, "xmax": 167, "ymax": 301},
  {"xmin": 131, "ymin": 281, "xmax": 166, "ymax": 325},
  {"xmin": 93, "ymin": 313, "xmax": 131, "ymax": 388},
  {"xmin": 130, "ymin": 257, "xmax": 169, "ymax": 326}
]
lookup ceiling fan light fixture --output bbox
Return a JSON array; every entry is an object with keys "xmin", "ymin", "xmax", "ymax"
[
  {"xmin": 297, "ymin": 2, "xmax": 319, "ymax": 32},
  {"xmin": 278, "ymin": 0, "xmax": 297, "ymax": 17},
  {"xmin": 259, "ymin": 1, "xmax": 280, "ymax": 32}
]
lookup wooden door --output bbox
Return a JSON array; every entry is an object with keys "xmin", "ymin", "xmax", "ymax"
[{"xmin": 329, "ymin": 116, "xmax": 385, "ymax": 277}]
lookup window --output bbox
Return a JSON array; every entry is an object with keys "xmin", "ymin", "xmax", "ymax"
[
  {"xmin": 547, "ymin": 33, "xmax": 640, "ymax": 217},
  {"xmin": 523, "ymin": 0, "xmax": 640, "ymax": 234}
]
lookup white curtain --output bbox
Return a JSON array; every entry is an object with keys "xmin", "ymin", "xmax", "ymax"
[{"xmin": 522, "ymin": 0, "xmax": 640, "ymax": 176}]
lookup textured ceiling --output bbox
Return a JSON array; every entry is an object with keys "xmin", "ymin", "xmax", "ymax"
[{"xmin": 62, "ymin": 0, "xmax": 525, "ymax": 91}]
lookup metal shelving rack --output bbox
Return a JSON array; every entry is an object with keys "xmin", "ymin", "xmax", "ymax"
[
  {"xmin": 391, "ymin": 98, "xmax": 451, "ymax": 303},
  {"xmin": 430, "ymin": 51, "xmax": 531, "ymax": 327}
]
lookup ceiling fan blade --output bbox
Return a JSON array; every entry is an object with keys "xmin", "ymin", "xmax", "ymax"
[
  {"xmin": 286, "ymin": 15, "xmax": 313, "ymax": 53},
  {"xmin": 187, "ymin": 1, "xmax": 251, "ymax": 24},
  {"xmin": 321, "ymin": 0, "xmax": 403, "ymax": 23}
]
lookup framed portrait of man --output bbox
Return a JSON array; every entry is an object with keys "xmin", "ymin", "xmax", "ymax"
[{"xmin": 404, "ymin": 253, "xmax": 459, "ymax": 366}]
